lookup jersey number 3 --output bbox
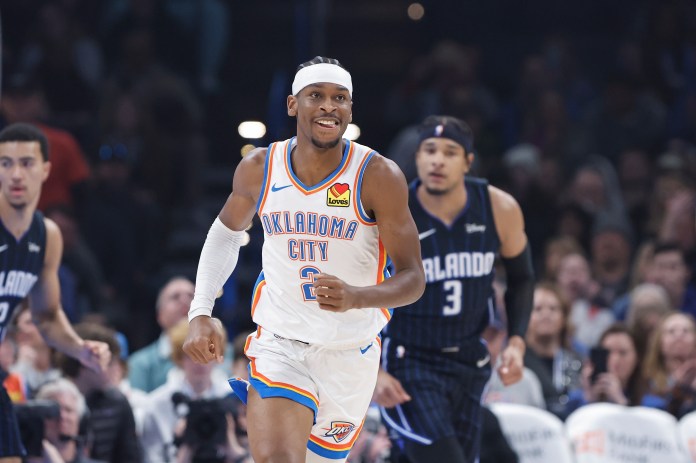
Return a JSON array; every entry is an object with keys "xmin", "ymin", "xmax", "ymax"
[{"xmin": 442, "ymin": 280, "xmax": 462, "ymax": 316}]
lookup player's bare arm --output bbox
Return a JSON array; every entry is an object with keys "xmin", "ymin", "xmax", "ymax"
[
  {"xmin": 29, "ymin": 219, "xmax": 110, "ymax": 372},
  {"xmin": 184, "ymin": 148, "xmax": 267, "ymax": 364},
  {"xmin": 314, "ymin": 155, "xmax": 425, "ymax": 312},
  {"xmin": 490, "ymin": 186, "xmax": 527, "ymax": 258},
  {"xmin": 490, "ymin": 185, "xmax": 535, "ymax": 385},
  {"xmin": 218, "ymin": 147, "xmax": 268, "ymax": 231}
]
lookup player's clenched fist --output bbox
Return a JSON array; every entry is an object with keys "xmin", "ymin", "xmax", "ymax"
[{"xmin": 183, "ymin": 316, "xmax": 226, "ymax": 364}]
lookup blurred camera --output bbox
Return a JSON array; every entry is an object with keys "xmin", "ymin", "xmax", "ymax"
[
  {"xmin": 172, "ymin": 393, "xmax": 238, "ymax": 463},
  {"xmin": 15, "ymin": 399, "xmax": 61, "ymax": 457}
]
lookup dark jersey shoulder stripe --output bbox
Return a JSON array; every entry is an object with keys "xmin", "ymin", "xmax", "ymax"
[{"xmin": 385, "ymin": 177, "xmax": 500, "ymax": 349}]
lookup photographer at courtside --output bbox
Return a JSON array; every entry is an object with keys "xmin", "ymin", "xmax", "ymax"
[
  {"xmin": 139, "ymin": 319, "xmax": 249, "ymax": 463},
  {"xmin": 33, "ymin": 378, "xmax": 105, "ymax": 463}
]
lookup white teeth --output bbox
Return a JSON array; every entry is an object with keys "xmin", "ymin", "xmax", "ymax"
[{"xmin": 316, "ymin": 120, "xmax": 337, "ymax": 125}]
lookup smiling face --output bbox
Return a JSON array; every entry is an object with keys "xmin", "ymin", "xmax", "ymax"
[
  {"xmin": 287, "ymin": 83, "xmax": 352, "ymax": 150},
  {"xmin": 415, "ymin": 137, "xmax": 472, "ymax": 195},
  {"xmin": 0, "ymin": 141, "xmax": 50, "ymax": 211}
]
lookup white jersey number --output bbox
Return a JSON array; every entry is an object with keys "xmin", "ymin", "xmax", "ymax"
[
  {"xmin": 0, "ymin": 302, "xmax": 9, "ymax": 324},
  {"xmin": 442, "ymin": 280, "xmax": 462, "ymax": 316}
]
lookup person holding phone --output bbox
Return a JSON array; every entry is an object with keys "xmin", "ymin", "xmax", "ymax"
[{"xmin": 566, "ymin": 324, "xmax": 649, "ymax": 414}]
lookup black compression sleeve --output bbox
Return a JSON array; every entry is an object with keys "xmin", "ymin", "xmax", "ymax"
[{"xmin": 502, "ymin": 244, "xmax": 535, "ymax": 339}]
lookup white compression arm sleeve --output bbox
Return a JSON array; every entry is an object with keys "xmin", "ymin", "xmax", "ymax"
[{"xmin": 188, "ymin": 217, "xmax": 246, "ymax": 321}]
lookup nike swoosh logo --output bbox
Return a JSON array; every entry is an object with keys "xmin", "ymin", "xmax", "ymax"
[
  {"xmin": 418, "ymin": 228, "xmax": 436, "ymax": 240},
  {"xmin": 477, "ymin": 353, "xmax": 490, "ymax": 368},
  {"xmin": 0, "ymin": 244, "xmax": 7, "ymax": 253},
  {"xmin": 271, "ymin": 183, "xmax": 292, "ymax": 192},
  {"xmin": 360, "ymin": 343, "xmax": 373, "ymax": 355}
]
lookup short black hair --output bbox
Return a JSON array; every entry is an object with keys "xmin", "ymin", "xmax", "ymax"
[
  {"xmin": 296, "ymin": 56, "xmax": 348, "ymax": 73},
  {"xmin": 0, "ymin": 123, "xmax": 49, "ymax": 161}
]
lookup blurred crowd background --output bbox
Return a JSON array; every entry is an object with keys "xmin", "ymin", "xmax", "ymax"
[{"xmin": 1, "ymin": 0, "xmax": 695, "ymax": 462}]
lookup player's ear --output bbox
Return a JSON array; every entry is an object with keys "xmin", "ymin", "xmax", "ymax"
[
  {"xmin": 287, "ymin": 95, "xmax": 298, "ymax": 117},
  {"xmin": 466, "ymin": 152, "xmax": 475, "ymax": 167},
  {"xmin": 42, "ymin": 161, "xmax": 52, "ymax": 183}
]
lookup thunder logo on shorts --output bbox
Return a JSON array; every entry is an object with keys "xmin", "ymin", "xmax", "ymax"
[{"xmin": 323, "ymin": 421, "xmax": 357, "ymax": 443}]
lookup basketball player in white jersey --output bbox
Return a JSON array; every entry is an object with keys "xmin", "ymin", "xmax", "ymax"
[{"xmin": 183, "ymin": 56, "xmax": 425, "ymax": 463}]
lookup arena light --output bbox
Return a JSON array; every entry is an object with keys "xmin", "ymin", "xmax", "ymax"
[
  {"xmin": 407, "ymin": 3, "xmax": 425, "ymax": 21},
  {"xmin": 238, "ymin": 121, "xmax": 266, "ymax": 139},
  {"xmin": 344, "ymin": 123, "xmax": 361, "ymax": 141}
]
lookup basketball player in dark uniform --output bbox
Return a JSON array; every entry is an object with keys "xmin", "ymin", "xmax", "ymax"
[
  {"xmin": 0, "ymin": 123, "xmax": 110, "ymax": 462},
  {"xmin": 375, "ymin": 116, "xmax": 534, "ymax": 462}
]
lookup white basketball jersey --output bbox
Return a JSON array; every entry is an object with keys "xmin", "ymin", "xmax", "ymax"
[{"xmin": 252, "ymin": 137, "xmax": 391, "ymax": 348}]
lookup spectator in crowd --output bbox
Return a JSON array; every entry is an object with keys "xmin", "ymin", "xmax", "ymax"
[
  {"xmin": 128, "ymin": 277, "xmax": 194, "ymax": 393},
  {"xmin": 624, "ymin": 283, "xmax": 673, "ymax": 356},
  {"xmin": 524, "ymin": 282, "xmax": 583, "ymax": 419},
  {"xmin": 56, "ymin": 323, "xmax": 142, "ymax": 463},
  {"xmin": 10, "ymin": 302, "xmax": 61, "ymax": 398},
  {"xmin": 643, "ymin": 312, "xmax": 696, "ymax": 417},
  {"xmin": 139, "ymin": 319, "xmax": 241, "ymax": 463},
  {"xmin": 105, "ymin": 340, "xmax": 148, "ymax": 434},
  {"xmin": 540, "ymin": 236, "xmax": 585, "ymax": 281},
  {"xmin": 556, "ymin": 251, "xmax": 614, "ymax": 354},
  {"xmin": 589, "ymin": 213, "xmax": 634, "ymax": 307},
  {"xmin": 645, "ymin": 242, "xmax": 696, "ymax": 317},
  {"xmin": 35, "ymin": 378, "xmax": 106, "ymax": 463},
  {"xmin": 566, "ymin": 324, "xmax": 650, "ymax": 414},
  {"xmin": 0, "ymin": 331, "xmax": 25, "ymax": 404}
]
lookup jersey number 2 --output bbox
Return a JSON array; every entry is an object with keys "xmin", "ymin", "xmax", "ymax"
[
  {"xmin": 442, "ymin": 280, "xmax": 462, "ymax": 316},
  {"xmin": 300, "ymin": 266, "xmax": 320, "ymax": 301}
]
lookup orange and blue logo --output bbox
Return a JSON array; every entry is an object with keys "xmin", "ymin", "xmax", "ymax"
[
  {"xmin": 323, "ymin": 421, "xmax": 356, "ymax": 443},
  {"xmin": 327, "ymin": 183, "xmax": 350, "ymax": 207}
]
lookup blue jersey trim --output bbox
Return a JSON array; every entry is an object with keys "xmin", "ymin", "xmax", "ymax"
[
  {"xmin": 248, "ymin": 376, "xmax": 318, "ymax": 422},
  {"xmin": 285, "ymin": 137, "xmax": 351, "ymax": 192},
  {"xmin": 355, "ymin": 150, "xmax": 377, "ymax": 223}
]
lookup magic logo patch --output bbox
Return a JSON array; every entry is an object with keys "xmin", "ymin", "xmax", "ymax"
[
  {"xmin": 327, "ymin": 183, "xmax": 350, "ymax": 207},
  {"xmin": 323, "ymin": 421, "xmax": 356, "ymax": 443}
]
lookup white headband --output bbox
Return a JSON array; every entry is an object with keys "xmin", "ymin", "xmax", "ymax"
[{"xmin": 292, "ymin": 63, "xmax": 353, "ymax": 97}]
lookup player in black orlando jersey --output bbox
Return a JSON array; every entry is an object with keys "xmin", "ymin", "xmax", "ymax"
[
  {"xmin": 0, "ymin": 123, "xmax": 110, "ymax": 462},
  {"xmin": 374, "ymin": 116, "xmax": 535, "ymax": 463}
]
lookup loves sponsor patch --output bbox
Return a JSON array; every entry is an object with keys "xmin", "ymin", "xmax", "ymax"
[{"xmin": 327, "ymin": 183, "xmax": 350, "ymax": 207}]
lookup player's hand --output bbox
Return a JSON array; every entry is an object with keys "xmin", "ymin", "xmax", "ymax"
[
  {"xmin": 313, "ymin": 273, "xmax": 358, "ymax": 312},
  {"xmin": 373, "ymin": 368, "xmax": 411, "ymax": 408},
  {"xmin": 183, "ymin": 316, "xmax": 226, "ymax": 364},
  {"xmin": 498, "ymin": 336, "xmax": 525, "ymax": 386},
  {"xmin": 78, "ymin": 340, "xmax": 111, "ymax": 373}
]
